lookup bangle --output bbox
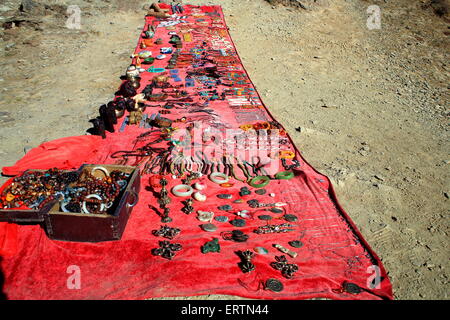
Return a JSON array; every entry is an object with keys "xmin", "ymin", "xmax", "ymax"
[
  {"xmin": 82, "ymin": 194, "xmax": 106, "ymax": 214},
  {"xmin": 279, "ymin": 150, "xmax": 295, "ymax": 159},
  {"xmin": 248, "ymin": 176, "xmax": 270, "ymax": 188},
  {"xmin": 275, "ymin": 171, "xmax": 294, "ymax": 180},
  {"xmin": 91, "ymin": 166, "xmax": 110, "ymax": 178},
  {"xmin": 209, "ymin": 172, "xmax": 229, "ymax": 184},
  {"xmin": 171, "ymin": 184, "xmax": 194, "ymax": 197}
]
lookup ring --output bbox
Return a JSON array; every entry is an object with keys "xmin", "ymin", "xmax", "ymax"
[
  {"xmin": 209, "ymin": 172, "xmax": 229, "ymax": 184},
  {"xmin": 91, "ymin": 166, "xmax": 110, "ymax": 178},
  {"xmin": 171, "ymin": 184, "xmax": 194, "ymax": 197},
  {"xmin": 82, "ymin": 194, "xmax": 106, "ymax": 214},
  {"xmin": 275, "ymin": 171, "xmax": 294, "ymax": 180}
]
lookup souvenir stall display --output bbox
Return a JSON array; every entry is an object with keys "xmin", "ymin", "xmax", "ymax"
[{"xmin": 0, "ymin": 3, "xmax": 392, "ymax": 300}]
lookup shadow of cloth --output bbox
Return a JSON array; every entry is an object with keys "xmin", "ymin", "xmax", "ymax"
[{"xmin": 0, "ymin": 257, "xmax": 7, "ymax": 300}]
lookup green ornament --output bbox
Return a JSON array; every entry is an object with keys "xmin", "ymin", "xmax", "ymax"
[{"xmin": 201, "ymin": 238, "xmax": 221, "ymax": 254}]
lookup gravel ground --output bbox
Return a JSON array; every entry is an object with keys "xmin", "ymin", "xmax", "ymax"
[{"xmin": 0, "ymin": 0, "xmax": 448, "ymax": 300}]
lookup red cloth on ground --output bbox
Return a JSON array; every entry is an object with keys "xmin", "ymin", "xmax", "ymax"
[{"xmin": 0, "ymin": 5, "xmax": 393, "ymax": 300}]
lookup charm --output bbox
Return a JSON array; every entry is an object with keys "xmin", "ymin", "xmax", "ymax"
[
  {"xmin": 221, "ymin": 230, "xmax": 249, "ymax": 242},
  {"xmin": 270, "ymin": 207, "xmax": 284, "ymax": 214},
  {"xmin": 343, "ymin": 282, "xmax": 363, "ymax": 294},
  {"xmin": 182, "ymin": 198, "xmax": 194, "ymax": 215},
  {"xmin": 157, "ymin": 178, "xmax": 171, "ymax": 206},
  {"xmin": 237, "ymin": 250, "xmax": 255, "ymax": 273},
  {"xmin": 247, "ymin": 199, "xmax": 287, "ymax": 208},
  {"xmin": 239, "ymin": 187, "xmax": 251, "ymax": 196},
  {"xmin": 217, "ymin": 194, "xmax": 233, "ymax": 199},
  {"xmin": 270, "ymin": 255, "xmax": 298, "ymax": 279},
  {"xmin": 273, "ymin": 244, "xmax": 298, "ymax": 258},
  {"xmin": 254, "ymin": 223, "xmax": 296, "ymax": 234},
  {"xmin": 151, "ymin": 240, "xmax": 182, "ymax": 260},
  {"xmin": 254, "ymin": 247, "xmax": 269, "ymax": 255},
  {"xmin": 152, "ymin": 225, "xmax": 180, "ymax": 240},
  {"xmin": 230, "ymin": 218, "xmax": 246, "ymax": 227},
  {"xmin": 265, "ymin": 279, "xmax": 284, "ymax": 292},
  {"xmin": 197, "ymin": 210, "xmax": 214, "ymax": 222},
  {"xmin": 289, "ymin": 240, "xmax": 303, "ymax": 248},
  {"xmin": 236, "ymin": 210, "xmax": 251, "ymax": 219},
  {"xmin": 283, "ymin": 214, "xmax": 298, "ymax": 222},
  {"xmin": 214, "ymin": 215, "xmax": 229, "ymax": 223},
  {"xmin": 201, "ymin": 223, "xmax": 217, "ymax": 232},
  {"xmin": 201, "ymin": 238, "xmax": 220, "ymax": 254}
]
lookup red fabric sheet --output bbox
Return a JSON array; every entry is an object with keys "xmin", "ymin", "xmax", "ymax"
[{"xmin": 0, "ymin": 5, "xmax": 392, "ymax": 300}]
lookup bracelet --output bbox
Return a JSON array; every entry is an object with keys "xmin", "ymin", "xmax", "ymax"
[
  {"xmin": 171, "ymin": 184, "xmax": 194, "ymax": 197},
  {"xmin": 275, "ymin": 171, "xmax": 294, "ymax": 180},
  {"xmin": 209, "ymin": 172, "xmax": 229, "ymax": 184},
  {"xmin": 91, "ymin": 166, "xmax": 110, "ymax": 178},
  {"xmin": 248, "ymin": 176, "xmax": 270, "ymax": 188},
  {"xmin": 279, "ymin": 150, "xmax": 295, "ymax": 159},
  {"xmin": 82, "ymin": 194, "xmax": 106, "ymax": 214}
]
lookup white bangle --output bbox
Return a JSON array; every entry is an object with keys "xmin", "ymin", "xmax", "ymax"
[
  {"xmin": 209, "ymin": 172, "xmax": 229, "ymax": 184},
  {"xmin": 90, "ymin": 166, "xmax": 109, "ymax": 178},
  {"xmin": 193, "ymin": 192, "xmax": 206, "ymax": 202},
  {"xmin": 171, "ymin": 184, "xmax": 194, "ymax": 197},
  {"xmin": 82, "ymin": 194, "xmax": 106, "ymax": 214}
]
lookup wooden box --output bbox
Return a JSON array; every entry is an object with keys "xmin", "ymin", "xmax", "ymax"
[{"xmin": 0, "ymin": 165, "xmax": 140, "ymax": 242}]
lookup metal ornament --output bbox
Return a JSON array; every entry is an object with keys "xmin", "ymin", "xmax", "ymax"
[
  {"xmin": 218, "ymin": 204, "xmax": 232, "ymax": 211},
  {"xmin": 182, "ymin": 198, "xmax": 194, "ymax": 215},
  {"xmin": 230, "ymin": 218, "xmax": 246, "ymax": 227},
  {"xmin": 283, "ymin": 214, "xmax": 298, "ymax": 222},
  {"xmin": 270, "ymin": 255, "xmax": 299, "ymax": 279},
  {"xmin": 265, "ymin": 279, "xmax": 284, "ymax": 292},
  {"xmin": 343, "ymin": 282, "xmax": 363, "ymax": 294},
  {"xmin": 289, "ymin": 240, "xmax": 303, "ymax": 248},
  {"xmin": 273, "ymin": 244, "xmax": 298, "ymax": 258},
  {"xmin": 152, "ymin": 225, "xmax": 181, "ymax": 239},
  {"xmin": 239, "ymin": 187, "xmax": 251, "ymax": 196},
  {"xmin": 221, "ymin": 230, "xmax": 249, "ymax": 242},
  {"xmin": 214, "ymin": 215, "xmax": 229, "ymax": 223},
  {"xmin": 151, "ymin": 240, "xmax": 182, "ymax": 260},
  {"xmin": 237, "ymin": 250, "xmax": 255, "ymax": 273},
  {"xmin": 254, "ymin": 223, "xmax": 296, "ymax": 234},
  {"xmin": 217, "ymin": 194, "xmax": 233, "ymax": 199}
]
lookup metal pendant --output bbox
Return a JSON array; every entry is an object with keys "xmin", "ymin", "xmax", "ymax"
[{"xmin": 265, "ymin": 279, "xmax": 284, "ymax": 292}]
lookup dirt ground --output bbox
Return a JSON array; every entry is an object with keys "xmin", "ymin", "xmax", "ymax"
[{"xmin": 0, "ymin": 0, "xmax": 448, "ymax": 300}]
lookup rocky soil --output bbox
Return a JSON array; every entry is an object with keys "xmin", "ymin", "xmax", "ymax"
[{"xmin": 0, "ymin": 0, "xmax": 448, "ymax": 300}]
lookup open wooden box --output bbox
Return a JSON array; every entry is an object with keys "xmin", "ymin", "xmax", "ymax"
[{"xmin": 0, "ymin": 164, "xmax": 140, "ymax": 242}]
